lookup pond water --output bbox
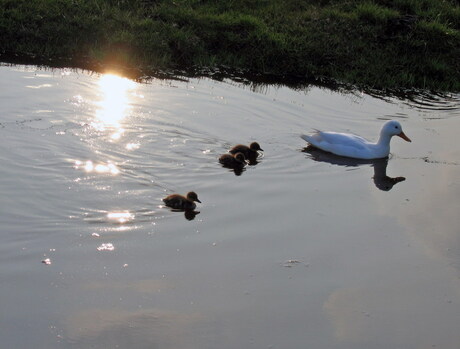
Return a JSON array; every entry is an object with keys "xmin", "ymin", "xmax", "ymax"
[{"xmin": 0, "ymin": 63, "xmax": 459, "ymax": 349}]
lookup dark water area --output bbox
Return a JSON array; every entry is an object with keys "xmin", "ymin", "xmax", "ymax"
[{"xmin": 0, "ymin": 63, "xmax": 459, "ymax": 349}]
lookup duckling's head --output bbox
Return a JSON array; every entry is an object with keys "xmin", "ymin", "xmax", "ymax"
[
  {"xmin": 250, "ymin": 142, "xmax": 263, "ymax": 151},
  {"xmin": 186, "ymin": 191, "xmax": 201, "ymax": 203},
  {"xmin": 382, "ymin": 120, "xmax": 411, "ymax": 142},
  {"xmin": 234, "ymin": 152, "xmax": 246, "ymax": 163}
]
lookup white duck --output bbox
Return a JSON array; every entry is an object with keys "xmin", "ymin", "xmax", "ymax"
[{"xmin": 301, "ymin": 120, "xmax": 411, "ymax": 160}]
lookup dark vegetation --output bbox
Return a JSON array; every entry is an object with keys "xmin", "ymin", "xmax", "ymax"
[{"xmin": 0, "ymin": 0, "xmax": 459, "ymax": 91}]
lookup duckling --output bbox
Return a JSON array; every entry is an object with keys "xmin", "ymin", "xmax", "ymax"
[
  {"xmin": 163, "ymin": 191, "xmax": 201, "ymax": 210},
  {"xmin": 229, "ymin": 142, "xmax": 263, "ymax": 159},
  {"xmin": 219, "ymin": 152, "xmax": 246, "ymax": 168}
]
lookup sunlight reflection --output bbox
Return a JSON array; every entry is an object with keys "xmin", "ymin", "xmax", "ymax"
[
  {"xmin": 75, "ymin": 160, "xmax": 120, "ymax": 175},
  {"xmin": 97, "ymin": 243, "xmax": 115, "ymax": 251},
  {"xmin": 126, "ymin": 142, "xmax": 140, "ymax": 151},
  {"xmin": 93, "ymin": 73, "xmax": 136, "ymax": 139},
  {"xmin": 107, "ymin": 211, "xmax": 135, "ymax": 224}
]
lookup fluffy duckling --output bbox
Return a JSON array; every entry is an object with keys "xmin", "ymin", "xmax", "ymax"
[
  {"xmin": 219, "ymin": 152, "xmax": 246, "ymax": 167},
  {"xmin": 229, "ymin": 142, "xmax": 263, "ymax": 159},
  {"xmin": 163, "ymin": 191, "xmax": 201, "ymax": 210}
]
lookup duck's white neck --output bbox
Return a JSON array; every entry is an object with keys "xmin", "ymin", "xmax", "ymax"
[
  {"xmin": 374, "ymin": 130, "xmax": 393, "ymax": 158},
  {"xmin": 377, "ymin": 130, "xmax": 393, "ymax": 146}
]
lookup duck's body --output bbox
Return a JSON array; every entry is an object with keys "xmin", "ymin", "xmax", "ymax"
[
  {"xmin": 219, "ymin": 152, "xmax": 246, "ymax": 167},
  {"xmin": 301, "ymin": 120, "xmax": 411, "ymax": 160},
  {"xmin": 163, "ymin": 191, "xmax": 201, "ymax": 210},
  {"xmin": 229, "ymin": 142, "xmax": 263, "ymax": 159}
]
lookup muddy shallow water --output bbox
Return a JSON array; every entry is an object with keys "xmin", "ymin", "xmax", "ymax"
[{"xmin": 0, "ymin": 64, "xmax": 459, "ymax": 349}]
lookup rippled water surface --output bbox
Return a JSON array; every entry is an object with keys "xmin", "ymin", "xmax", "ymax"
[{"xmin": 1, "ymin": 64, "xmax": 459, "ymax": 349}]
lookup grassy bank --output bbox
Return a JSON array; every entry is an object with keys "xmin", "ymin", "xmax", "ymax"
[{"xmin": 0, "ymin": 0, "xmax": 459, "ymax": 91}]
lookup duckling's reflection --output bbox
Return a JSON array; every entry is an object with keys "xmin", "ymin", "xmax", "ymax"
[
  {"xmin": 166, "ymin": 208, "xmax": 200, "ymax": 221},
  {"xmin": 302, "ymin": 146, "xmax": 406, "ymax": 191},
  {"xmin": 224, "ymin": 165, "xmax": 246, "ymax": 176},
  {"xmin": 184, "ymin": 210, "xmax": 200, "ymax": 221},
  {"xmin": 246, "ymin": 152, "xmax": 260, "ymax": 166}
]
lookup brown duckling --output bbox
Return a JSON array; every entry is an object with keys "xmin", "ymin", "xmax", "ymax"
[
  {"xmin": 163, "ymin": 191, "xmax": 201, "ymax": 210},
  {"xmin": 229, "ymin": 142, "xmax": 263, "ymax": 159},
  {"xmin": 219, "ymin": 152, "xmax": 246, "ymax": 167}
]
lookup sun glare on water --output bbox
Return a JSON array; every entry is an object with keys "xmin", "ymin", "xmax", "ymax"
[
  {"xmin": 93, "ymin": 73, "xmax": 136, "ymax": 139},
  {"xmin": 107, "ymin": 211, "xmax": 135, "ymax": 224}
]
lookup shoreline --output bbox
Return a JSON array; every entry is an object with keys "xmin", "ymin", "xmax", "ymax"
[{"xmin": 1, "ymin": 0, "xmax": 459, "ymax": 92}]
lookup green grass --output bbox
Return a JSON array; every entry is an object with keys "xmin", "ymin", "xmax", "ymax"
[{"xmin": 0, "ymin": 0, "xmax": 459, "ymax": 91}]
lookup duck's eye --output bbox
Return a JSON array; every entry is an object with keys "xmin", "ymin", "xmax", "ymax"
[{"xmin": 395, "ymin": 126, "xmax": 399, "ymax": 129}]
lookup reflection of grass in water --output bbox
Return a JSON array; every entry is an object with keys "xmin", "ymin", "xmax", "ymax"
[{"xmin": 0, "ymin": 0, "xmax": 459, "ymax": 91}]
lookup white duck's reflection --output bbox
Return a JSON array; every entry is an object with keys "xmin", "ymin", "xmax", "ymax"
[{"xmin": 302, "ymin": 146, "xmax": 406, "ymax": 191}]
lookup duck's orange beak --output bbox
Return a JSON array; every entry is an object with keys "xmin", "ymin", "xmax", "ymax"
[{"xmin": 398, "ymin": 131, "xmax": 411, "ymax": 142}]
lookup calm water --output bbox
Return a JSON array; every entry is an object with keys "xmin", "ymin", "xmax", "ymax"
[{"xmin": 0, "ymin": 64, "xmax": 459, "ymax": 349}]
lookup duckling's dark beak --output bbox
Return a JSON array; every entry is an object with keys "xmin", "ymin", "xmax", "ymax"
[
  {"xmin": 196, "ymin": 199, "xmax": 202, "ymax": 203},
  {"xmin": 259, "ymin": 148, "xmax": 264, "ymax": 151},
  {"xmin": 398, "ymin": 131, "xmax": 411, "ymax": 142}
]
